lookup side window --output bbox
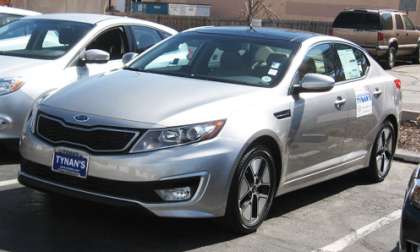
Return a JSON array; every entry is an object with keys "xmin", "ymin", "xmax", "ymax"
[
  {"xmin": 86, "ymin": 27, "xmax": 128, "ymax": 60},
  {"xmin": 130, "ymin": 26, "xmax": 163, "ymax": 53},
  {"xmin": 335, "ymin": 44, "xmax": 369, "ymax": 81},
  {"xmin": 403, "ymin": 15, "xmax": 416, "ymax": 30},
  {"xmin": 382, "ymin": 13, "xmax": 393, "ymax": 30},
  {"xmin": 297, "ymin": 44, "xmax": 339, "ymax": 82},
  {"xmin": 396, "ymin": 14, "xmax": 404, "ymax": 30}
]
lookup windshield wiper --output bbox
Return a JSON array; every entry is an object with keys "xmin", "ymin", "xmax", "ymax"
[{"xmin": 123, "ymin": 66, "xmax": 142, "ymax": 72}]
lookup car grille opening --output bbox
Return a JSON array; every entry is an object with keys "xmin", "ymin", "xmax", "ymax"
[{"xmin": 35, "ymin": 113, "xmax": 142, "ymax": 154}]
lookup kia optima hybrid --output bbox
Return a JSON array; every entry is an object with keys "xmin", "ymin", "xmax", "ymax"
[{"xmin": 19, "ymin": 27, "xmax": 401, "ymax": 233}]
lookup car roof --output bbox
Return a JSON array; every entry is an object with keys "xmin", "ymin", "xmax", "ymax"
[
  {"xmin": 0, "ymin": 6, "xmax": 40, "ymax": 16},
  {"xmin": 343, "ymin": 8, "xmax": 403, "ymax": 14},
  {"xmin": 185, "ymin": 26, "xmax": 319, "ymax": 43},
  {"xmin": 25, "ymin": 13, "xmax": 121, "ymax": 24}
]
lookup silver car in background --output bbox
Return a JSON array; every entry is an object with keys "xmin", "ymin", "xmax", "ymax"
[
  {"xmin": 19, "ymin": 27, "xmax": 401, "ymax": 233},
  {"xmin": 0, "ymin": 6, "xmax": 40, "ymax": 26},
  {"xmin": 0, "ymin": 13, "xmax": 176, "ymax": 150}
]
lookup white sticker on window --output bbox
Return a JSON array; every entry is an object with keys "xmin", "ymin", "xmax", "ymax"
[
  {"xmin": 337, "ymin": 49, "xmax": 361, "ymax": 80},
  {"xmin": 355, "ymin": 88, "xmax": 372, "ymax": 118},
  {"xmin": 271, "ymin": 62, "xmax": 281, "ymax": 69},
  {"xmin": 268, "ymin": 69, "xmax": 278, "ymax": 76},
  {"xmin": 262, "ymin": 76, "xmax": 272, "ymax": 83}
]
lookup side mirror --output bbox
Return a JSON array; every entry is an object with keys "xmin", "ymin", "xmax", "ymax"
[
  {"xmin": 122, "ymin": 52, "xmax": 139, "ymax": 65},
  {"xmin": 81, "ymin": 49, "xmax": 110, "ymax": 64},
  {"xmin": 294, "ymin": 73, "xmax": 335, "ymax": 94}
]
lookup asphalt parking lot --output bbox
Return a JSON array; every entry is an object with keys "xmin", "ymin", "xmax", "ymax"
[
  {"xmin": 0, "ymin": 147, "xmax": 417, "ymax": 252},
  {"xmin": 0, "ymin": 64, "xmax": 419, "ymax": 252}
]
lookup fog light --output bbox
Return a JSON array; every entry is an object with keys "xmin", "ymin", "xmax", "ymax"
[{"xmin": 156, "ymin": 187, "xmax": 192, "ymax": 202}]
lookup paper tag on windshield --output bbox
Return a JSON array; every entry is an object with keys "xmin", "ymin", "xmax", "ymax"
[{"xmin": 268, "ymin": 69, "xmax": 278, "ymax": 76}]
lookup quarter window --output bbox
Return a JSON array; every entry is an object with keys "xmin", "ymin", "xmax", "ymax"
[
  {"xmin": 396, "ymin": 14, "xmax": 404, "ymax": 30},
  {"xmin": 335, "ymin": 44, "xmax": 369, "ymax": 81},
  {"xmin": 297, "ymin": 44, "xmax": 340, "ymax": 82}
]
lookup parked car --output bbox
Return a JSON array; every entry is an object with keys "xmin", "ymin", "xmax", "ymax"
[
  {"xmin": 0, "ymin": 13, "xmax": 176, "ymax": 151},
  {"xmin": 332, "ymin": 9, "xmax": 420, "ymax": 69},
  {"xmin": 19, "ymin": 27, "xmax": 401, "ymax": 233},
  {"xmin": 0, "ymin": 6, "xmax": 40, "ymax": 26},
  {"xmin": 400, "ymin": 166, "xmax": 420, "ymax": 252}
]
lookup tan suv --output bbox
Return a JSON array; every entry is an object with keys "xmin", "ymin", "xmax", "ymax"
[{"xmin": 332, "ymin": 9, "xmax": 420, "ymax": 69}]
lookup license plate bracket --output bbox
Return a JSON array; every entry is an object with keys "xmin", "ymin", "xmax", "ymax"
[{"xmin": 52, "ymin": 148, "xmax": 89, "ymax": 178}]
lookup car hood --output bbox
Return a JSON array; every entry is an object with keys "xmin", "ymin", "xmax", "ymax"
[
  {"xmin": 0, "ymin": 55, "xmax": 52, "ymax": 77},
  {"xmin": 43, "ymin": 70, "xmax": 263, "ymax": 127}
]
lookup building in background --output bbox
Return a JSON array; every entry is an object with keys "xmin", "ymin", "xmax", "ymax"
[{"xmin": 0, "ymin": 0, "xmax": 10, "ymax": 6}]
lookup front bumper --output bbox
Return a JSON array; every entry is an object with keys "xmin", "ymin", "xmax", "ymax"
[
  {"xmin": 0, "ymin": 90, "xmax": 33, "ymax": 140},
  {"xmin": 365, "ymin": 45, "xmax": 389, "ymax": 58},
  {"xmin": 19, "ymin": 129, "xmax": 240, "ymax": 218}
]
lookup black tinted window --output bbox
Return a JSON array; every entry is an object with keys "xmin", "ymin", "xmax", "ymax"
[
  {"xmin": 333, "ymin": 11, "xmax": 380, "ymax": 30},
  {"xmin": 335, "ymin": 44, "xmax": 369, "ymax": 81},
  {"xmin": 381, "ymin": 13, "xmax": 393, "ymax": 30},
  {"xmin": 396, "ymin": 15, "xmax": 404, "ymax": 30},
  {"xmin": 131, "ymin": 26, "xmax": 162, "ymax": 52},
  {"xmin": 87, "ymin": 27, "xmax": 128, "ymax": 60},
  {"xmin": 297, "ymin": 44, "xmax": 340, "ymax": 82}
]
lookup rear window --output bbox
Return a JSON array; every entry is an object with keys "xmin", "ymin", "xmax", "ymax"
[{"xmin": 333, "ymin": 11, "xmax": 381, "ymax": 30}]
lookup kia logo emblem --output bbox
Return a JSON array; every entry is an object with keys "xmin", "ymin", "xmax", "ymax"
[{"xmin": 73, "ymin": 114, "xmax": 89, "ymax": 123}]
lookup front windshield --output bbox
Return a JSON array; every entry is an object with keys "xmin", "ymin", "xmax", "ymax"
[
  {"xmin": 128, "ymin": 32, "xmax": 298, "ymax": 87},
  {"xmin": 0, "ymin": 19, "xmax": 93, "ymax": 60},
  {"xmin": 0, "ymin": 13, "xmax": 22, "ymax": 26}
]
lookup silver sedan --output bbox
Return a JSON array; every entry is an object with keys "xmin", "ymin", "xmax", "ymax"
[
  {"xmin": 19, "ymin": 27, "xmax": 401, "ymax": 234},
  {"xmin": 0, "ymin": 13, "xmax": 176, "ymax": 150}
]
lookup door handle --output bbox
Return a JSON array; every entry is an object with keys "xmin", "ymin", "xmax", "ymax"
[
  {"xmin": 335, "ymin": 96, "xmax": 346, "ymax": 109},
  {"xmin": 373, "ymin": 88, "xmax": 382, "ymax": 97}
]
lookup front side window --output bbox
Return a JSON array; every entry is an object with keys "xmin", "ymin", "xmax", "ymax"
[
  {"xmin": 297, "ymin": 44, "xmax": 340, "ymax": 82},
  {"xmin": 130, "ymin": 26, "xmax": 163, "ymax": 53},
  {"xmin": 403, "ymin": 15, "xmax": 416, "ymax": 30},
  {"xmin": 0, "ymin": 19, "xmax": 93, "ymax": 59},
  {"xmin": 335, "ymin": 44, "xmax": 369, "ymax": 81},
  {"xmin": 128, "ymin": 33, "xmax": 299, "ymax": 87},
  {"xmin": 396, "ymin": 14, "xmax": 404, "ymax": 30},
  {"xmin": 86, "ymin": 27, "xmax": 128, "ymax": 60}
]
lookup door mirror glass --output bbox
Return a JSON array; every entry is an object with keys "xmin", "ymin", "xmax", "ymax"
[
  {"xmin": 82, "ymin": 49, "xmax": 110, "ymax": 64},
  {"xmin": 122, "ymin": 52, "xmax": 139, "ymax": 65},
  {"xmin": 296, "ymin": 73, "xmax": 335, "ymax": 93}
]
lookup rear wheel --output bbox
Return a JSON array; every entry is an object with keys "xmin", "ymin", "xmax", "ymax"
[
  {"xmin": 224, "ymin": 146, "xmax": 277, "ymax": 234},
  {"xmin": 366, "ymin": 121, "xmax": 396, "ymax": 182}
]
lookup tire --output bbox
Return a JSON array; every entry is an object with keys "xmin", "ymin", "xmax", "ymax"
[
  {"xmin": 223, "ymin": 145, "xmax": 277, "ymax": 234},
  {"xmin": 412, "ymin": 47, "xmax": 420, "ymax": 64},
  {"xmin": 384, "ymin": 47, "xmax": 396, "ymax": 69},
  {"xmin": 366, "ymin": 121, "xmax": 396, "ymax": 183}
]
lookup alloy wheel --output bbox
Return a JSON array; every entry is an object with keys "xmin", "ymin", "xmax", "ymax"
[
  {"xmin": 375, "ymin": 126, "xmax": 394, "ymax": 177},
  {"xmin": 238, "ymin": 157, "xmax": 272, "ymax": 226}
]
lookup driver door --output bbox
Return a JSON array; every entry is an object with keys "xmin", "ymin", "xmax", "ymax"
[{"xmin": 286, "ymin": 43, "xmax": 351, "ymax": 181}]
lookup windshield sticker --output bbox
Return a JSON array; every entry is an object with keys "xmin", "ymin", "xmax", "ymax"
[
  {"xmin": 271, "ymin": 62, "xmax": 281, "ymax": 69},
  {"xmin": 268, "ymin": 69, "xmax": 278, "ymax": 76},
  {"xmin": 262, "ymin": 76, "xmax": 272, "ymax": 83},
  {"xmin": 355, "ymin": 88, "xmax": 372, "ymax": 118},
  {"xmin": 337, "ymin": 49, "xmax": 361, "ymax": 80}
]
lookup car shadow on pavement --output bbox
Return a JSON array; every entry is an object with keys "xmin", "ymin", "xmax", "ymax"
[
  {"xmin": 0, "ymin": 147, "xmax": 20, "ymax": 165},
  {"xmin": 0, "ymin": 169, "xmax": 377, "ymax": 252}
]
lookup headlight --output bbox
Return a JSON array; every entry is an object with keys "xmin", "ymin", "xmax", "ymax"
[
  {"xmin": 25, "ymin": 90, "xmax": 56, "ymax": 134},
  {"xmin": 0, "ymin": 78, "xmax": 24, "ymax": 96},
  {"xmin": 131, "ymin": 120, "xmax": 225, "ymax": 153},
  {"xmin": 409, "ymin": 168, "xmax": 420, "ymax": 209}
]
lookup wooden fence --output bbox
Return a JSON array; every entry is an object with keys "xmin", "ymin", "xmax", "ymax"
[{"xmin": 113, "ymin": 12, "xmax": 332, "ymax": 34}]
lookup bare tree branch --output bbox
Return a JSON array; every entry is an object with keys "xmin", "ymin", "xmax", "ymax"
[{"xmin": 242, "ymin": 0, "xmax": 279, "ymax": 24}]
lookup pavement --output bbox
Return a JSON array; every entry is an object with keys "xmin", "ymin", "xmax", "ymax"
[{"xmin": 0, "ymin": 148, "xmax": 417, "ymax": 252}]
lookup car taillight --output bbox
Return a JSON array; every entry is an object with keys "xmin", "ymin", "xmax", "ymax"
[
  {"xmin": 394, "ymin": 79, "xmax": 401, "ymax": 89},
  {"xmin": 378, "ymin": 32, "xmax": 385, "ymax": 41}
]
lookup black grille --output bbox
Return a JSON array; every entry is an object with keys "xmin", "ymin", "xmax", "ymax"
[
  {"xmin": 21, "ymin": 159, "xmax": 200, "ymax": 204},
  {"xmin": 36, "ymin": 113, "xmax": 141, "ymax": 154}
]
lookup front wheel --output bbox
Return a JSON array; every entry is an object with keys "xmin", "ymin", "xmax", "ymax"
[
  {"xmin": 366, "ymin": 121, "xmax": 396, "ymax": 183},
  {"xmin": 224, "ymin": 146, "xmax": 277, "ymax": 234}
]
